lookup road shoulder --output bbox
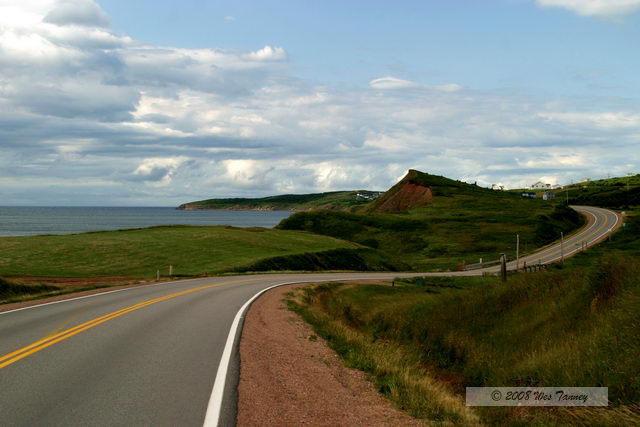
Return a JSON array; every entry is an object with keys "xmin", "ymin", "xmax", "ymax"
[{"xmin": 237, "ymin": 283, "xmax": 422, "ymax": 426}]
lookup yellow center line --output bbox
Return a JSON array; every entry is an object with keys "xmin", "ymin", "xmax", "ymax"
[
  {"xmin": 0, "ymin": 278, "xmax": 256, "ymax": 369},
  {"xmin": 44, "ymin": 308, "xmax": 90, "ymax": 339}
]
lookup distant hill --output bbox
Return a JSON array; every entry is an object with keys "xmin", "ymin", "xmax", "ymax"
[
  {"xmin": 362, "ymin": 169, "xmax": 489, "ymax": 213},
  {"xmin": 567, "ymin": 174, "xmax": 640, "ymax": 208},
  {"xmin": 177, "ymin": 190, "xmax": 383, "ymax": 211},
  {"xmin": 276, "ymin": 169, "xmax": 583, "ymax": 272}
]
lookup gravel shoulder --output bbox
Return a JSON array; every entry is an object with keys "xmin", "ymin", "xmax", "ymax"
[{"xmin": 237, "ymin": 283, "xmax": 423, "ymax": 426}]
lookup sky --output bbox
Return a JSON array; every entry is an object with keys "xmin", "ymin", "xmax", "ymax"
[{"xmin": 0, "ymin": 0, "xmax": 639, "ymax": 206}]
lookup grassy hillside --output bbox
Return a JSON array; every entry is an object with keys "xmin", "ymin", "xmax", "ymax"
[
  {"xmin": 178, "ymin": 190, "xmax": 383, "ymax": 211},
  {"xmin": 566, "ymin": 174, "xmax": 640, "ymax": 209},
  {"xmin": 0, "ymin": 225, "xmax": 358, "ymax": 279},
  {"xmin": 288, "ymin": 213, "xmax": 640, "ymax": 425},
  {"xmin": 278, "ymin": 170, "xmax": 584, "ymax": 271}
]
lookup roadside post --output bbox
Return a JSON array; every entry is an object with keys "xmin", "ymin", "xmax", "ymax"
[
  {"xmin": 516, "ymin": 234, "xmax": 520, "ymax": 270},
  {"xmin": 500, "ymin": 253, "xmax": 507, "ymax": 282}
]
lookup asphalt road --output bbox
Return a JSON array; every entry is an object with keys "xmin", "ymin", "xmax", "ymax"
[
  {"xmin": 507, "ymin": 205, "xmax": 620, "ymax": 269},
  {"xmin": 0, "ymin": 205, "xmax": 620, "ymax": 426}
]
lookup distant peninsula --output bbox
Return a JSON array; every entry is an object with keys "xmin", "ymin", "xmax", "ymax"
[{"xmin": 177, "ymin": 190, "xmax": 384, "ymax": 211}]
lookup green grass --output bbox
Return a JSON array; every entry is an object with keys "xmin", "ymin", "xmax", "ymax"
[
  {"xmin": 288, "ymin": 214, "xmax": 640, "ymax": 425},
  {"xmin": 178, "ymin": 190, "xmax": 383, "ymax": 211},
  {"xmin": 0, "ymin": 225, "xmax": 358, "ymax": 278},
  {"xmin": 279, "ymin": 171, "xmax": 584, "ymax": 271}
]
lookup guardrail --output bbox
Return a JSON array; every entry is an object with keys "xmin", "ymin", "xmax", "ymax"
[
  {"xmin": 464, "ymin": 259, "xmax": 549, "ymax": 273},
  {"xmin": 463, "ymin": 259, "xmax": 501, "ymax": 271}
]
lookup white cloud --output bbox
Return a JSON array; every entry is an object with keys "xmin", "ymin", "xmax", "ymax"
[
  {"xmin": 245, "ymin": 45, "xmax": 287, "ymax": 61},
  {"xmin": 369, "ymin": 77, "xmax": 422, "ymax": 90},
  {"xmin": 369, "ymin": 76, "xmax": 462, "ymax": 92},
  {"xmin": 536, "ymin": 0, "xmax": 640, "ymax": 17},
  {"xmin": 538, "ymin": 112, "xmax": 640, "ymax": 128}
]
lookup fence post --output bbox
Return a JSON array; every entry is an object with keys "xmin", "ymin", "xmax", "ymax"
[{"xmin": 500, "ymin": 254, "xmax": 507, "ymax": 282}]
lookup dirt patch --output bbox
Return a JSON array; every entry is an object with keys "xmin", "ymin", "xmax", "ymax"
[
  {"xmin": 372, "ymin": 182, "xmax": 433, "ymax": 213},
  {"xmin": 237, "ymin": 283, "xmax": 423, "ymax": 426}
]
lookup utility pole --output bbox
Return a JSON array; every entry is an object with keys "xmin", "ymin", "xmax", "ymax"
[
  {"xmin": 516, "ymin": 234, "xmax": 520, "ymax": 270},
  {"xmin": 560, "ymin": 232, "xmax": 564, "ymax": 264}
]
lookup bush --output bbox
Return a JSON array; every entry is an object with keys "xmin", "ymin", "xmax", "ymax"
[
  {"xmin": 534, "ymin": 205, "xmax": 585, "ymax": 245},
  {"xmin": 236, "ymin": 248, "xmax": 405, "ymax": 272}
]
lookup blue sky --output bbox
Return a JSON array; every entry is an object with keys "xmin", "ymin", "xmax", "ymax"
[
  {"xmin": 99, "ymin": 0, "xmax": 640, "ymax": 95},
  {"xmin": 0, "ymin": 0, "xmax": 639, "ymax": 205}
]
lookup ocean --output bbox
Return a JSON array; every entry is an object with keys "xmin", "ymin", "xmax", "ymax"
[{"xmin": 0, "ymin": 207, "xmax": 294, "ymax": 237}]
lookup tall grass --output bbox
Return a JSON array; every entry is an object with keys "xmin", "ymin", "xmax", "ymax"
[
  {"xmin": 0, "ymin": 277, "xmax": 60, "ymax": 303},
  {"xmin": 289, "ymin": 228, "xmax": 640, "ymax": 425}
]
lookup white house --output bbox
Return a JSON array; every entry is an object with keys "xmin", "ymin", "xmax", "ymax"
[{"xmin": 531, "ymin": 181, "xmax": 552, "ymax": 190}]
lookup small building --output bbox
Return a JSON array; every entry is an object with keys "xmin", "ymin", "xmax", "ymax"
[
  {"xmin": 542, "ymin": 191, "xmax": 555, "ymax": 200},
  {"xmin": 531, "ymin": 181, "xmax": 552, "ymax": 190},
  {"xmin": 522, "ymin": 192, "xmax": 536, "ymax": 199},
  {"xmin": 491, "ymin": 184, "xmax": 504, "ymax": 191}
]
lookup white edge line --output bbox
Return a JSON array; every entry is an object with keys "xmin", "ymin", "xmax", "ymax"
[
  {"xmin": 0, "ymin": 276, "xmax": 210, "ymax": 316},
  {"xmin": 202, "ymin": 276, "xmax": 396, "ymax": 427}
]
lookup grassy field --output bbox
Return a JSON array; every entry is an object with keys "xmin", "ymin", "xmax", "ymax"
[
  {"xmin": 178, "ymin": 190, "xmax": 383, "ymax": 211},
  {"xmin": 0, "ymin": 225, "xmax": 358, "ymax": 279},
  {"xmin": 279, "ymin": 171, "xmax": 584, "ymax": 271},
  {"xmin": 288, "ymin": 214, "xmax": 640, "ymax": 425}
]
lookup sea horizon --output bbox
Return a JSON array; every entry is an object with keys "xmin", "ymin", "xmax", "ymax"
[{"xmin": 0, "ymin": 206, "xmax": 293, "ymax": 237}]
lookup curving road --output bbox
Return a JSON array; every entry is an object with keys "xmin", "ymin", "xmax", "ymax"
[
  {"xmin": 0, "ymin": 205, "xmax": 621, "ymax": 426},
  {"xmin": 488, "ymin": 205, "xmax": 622, "ymax": 272}
]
